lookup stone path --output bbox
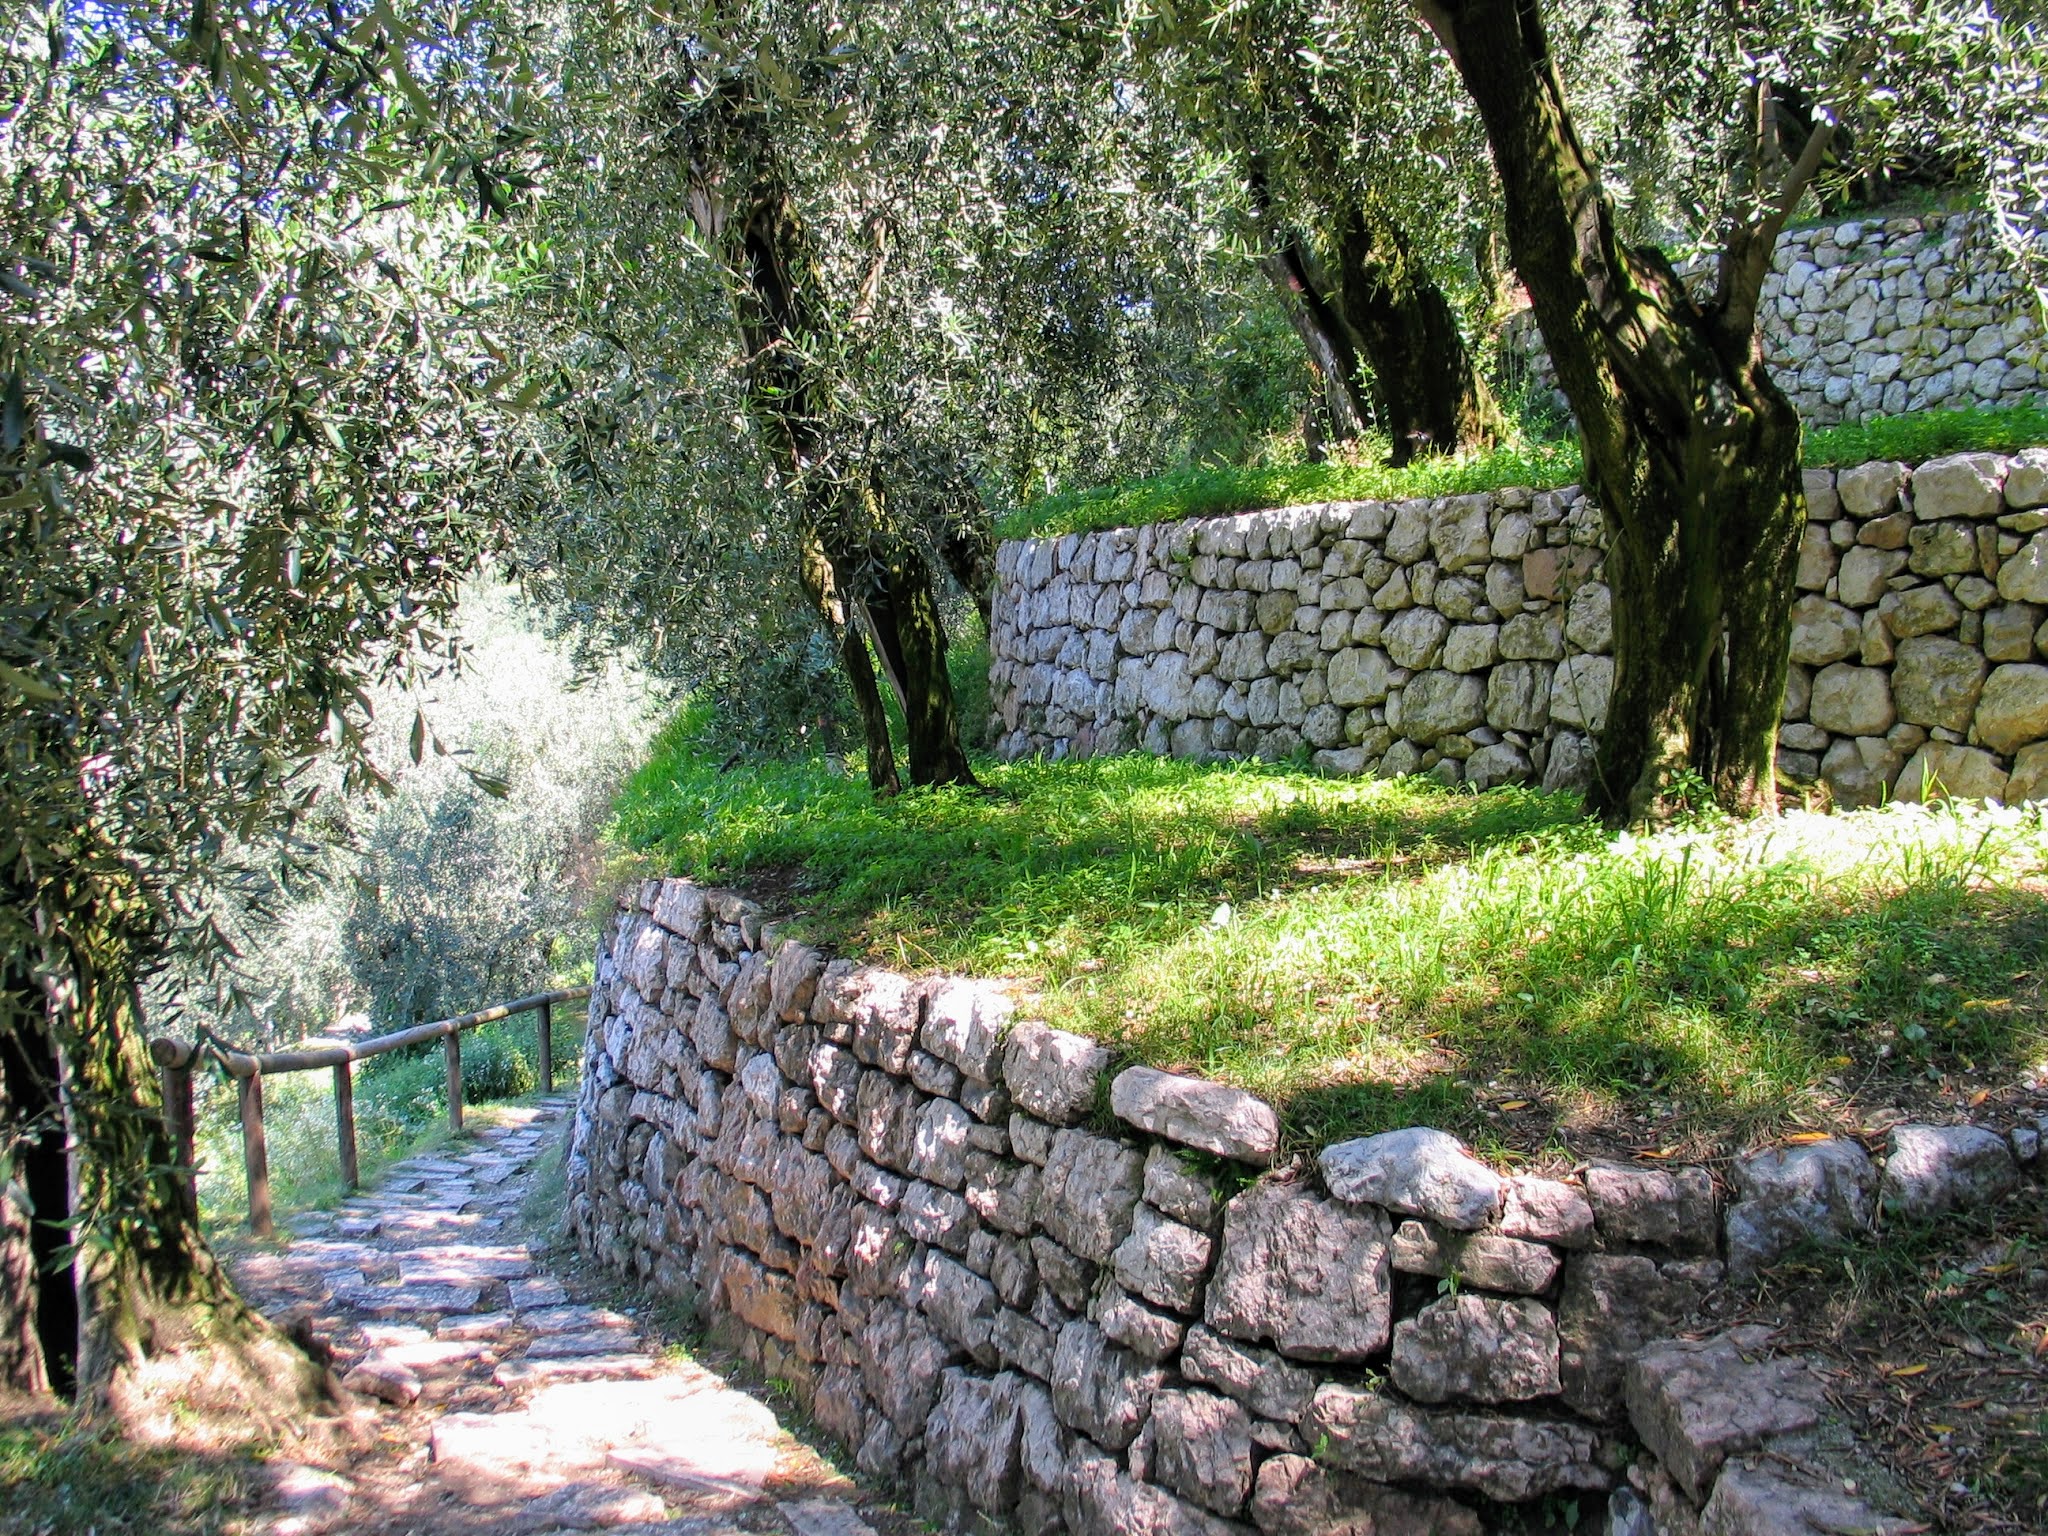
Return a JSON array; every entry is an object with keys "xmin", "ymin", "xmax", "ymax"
[{"xmin": 227, "ymin": 1097, "xmax": 884, "ymax": 1536}]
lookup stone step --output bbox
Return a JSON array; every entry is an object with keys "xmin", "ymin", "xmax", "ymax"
[{"xmin": 493, "ymin": 1354, "xmax": 659, "ymax": 1389}]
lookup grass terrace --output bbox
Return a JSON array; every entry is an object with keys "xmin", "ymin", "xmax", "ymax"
[
  {"xmin": 613, "ymin": 724, "xmax": 2048, "ymax": 1162},
  {"xmin": 1000, "ymin": 401, "xmax": 2048, "ymax": 541}
]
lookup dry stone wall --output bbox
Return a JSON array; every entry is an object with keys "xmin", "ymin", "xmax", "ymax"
[
  {"xmin": 567, "ymin": 877, "xmax": 2044, "ymax": 1536},
  {"xmin": 1503, "ymin": 209, "xmax": 2045, "ymax": 427},
  {"xmin": 988, "ymin": 448, "xmax": 2048, "ymax": 808}
]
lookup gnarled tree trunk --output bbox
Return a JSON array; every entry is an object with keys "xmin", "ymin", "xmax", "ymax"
[{"xmin": 1421, "ymin": 0, "xmax": 1819, "ymax": 822}]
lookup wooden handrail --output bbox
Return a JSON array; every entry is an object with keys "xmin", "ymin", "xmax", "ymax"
[{"xmin": 149, "ymin": 983, "xmax": 589, "ymax": 1236}]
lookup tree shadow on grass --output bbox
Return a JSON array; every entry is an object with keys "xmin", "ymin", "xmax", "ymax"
[{"xmin": 1264, "ymin": 876, "xmax": 2048, "ymax": 1163}]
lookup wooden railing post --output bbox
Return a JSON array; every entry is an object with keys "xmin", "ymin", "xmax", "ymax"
[
  {"xmin": 444, "ymin": 1027, "xmax": 464, "ymax": 1134},
  {"xmin": 239, "ymin": 1071, "xmax": 273, "ymax": 1237},
  {"xmin": 538, "ymin": 998, "xmax": 554, "ymax": 1094},
  {"xmin": 333, "ymin": 1060, "xmax": 359, "ymax": 1191}
]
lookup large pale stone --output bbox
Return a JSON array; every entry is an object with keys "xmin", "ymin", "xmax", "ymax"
[
  {"xmin": 1144, "ymin": 1389, "xmax": 1255, "ymax": 1517},
  {"xmin": 1395, "ymin": 671, "xmax": 1486, "ymax": 743},
  {"xmin": 1881, "ymin": 1124, "xmax": 2018, "ymax": 1219},
  {"xmin": 1179, "ymin": 1325, "xmax": 1318, "ymax": 1423},
  {"xmin": 1895, "ymin": 741, "xmax": 2009, "ymax": 803},
  {"xmin": 1002, "ymin": 1022, "xmax": 1108, "ymax": 1125},
  {"xmin": 1912, "ymin": 452, "xmax": 2007, "ymax": 519},
  {"xmin": 1807, "ymin": 663, "xmax": 1894, "ymax": 736},
  {"xmin": 1836, "ymin": 460, "xmax": 1906, "ymax": 516},
  {"xmin": 1820, "ymin": 736, "xmax": 1904, "ymax": 810},
  {"xmin": 1110, "ymin": 1067, "xmax": 1278, "ymax": 1165},
  {"xmin": 1557, "ymin": 1253, "xmax": 1723, "ymax": 1417},
  {"xmin": 1204, "ymin": 1181, "xmax": 1391, "ymax": 1361},
  {"xmin": 1319, "ymin": 1127, "xmax": 1503, "ymax": 1230},
  {"xmin": 1486, "ymin": 661, "xmax": 1551, "ymax": 733},
  {"xmin": 924, "ymin": 1368, "xmax": 1026, "ymax": 1511},
  {"xmin": 1786, "ymin": 596, "xmax": 1861, "ymax": 665},
  {"xmin": 1143, "ymin": 1145, "xmax": 1220, "ymax": 1230},
  {"xmin": 1064, "ymin": 1442, "xmax": 1245, "ymax": 1536},
  {"xmin": 1249, "ymin": 1456, "xmax": 1481, "ymax": 1536},
  {"xmin": 1907, "ymin": 520, "xmax": 1979, "ymax": 577},
  {"xmin": 1625, "ymin": 1328, "xmax": 1827, "ymax": 1501},
  {"xmin": 1891, "ymin": 635, "xmax": 1987, "ymax": 732},
  {"xmin": 1430, "ymin": 496, "xmax": 1494, "ymax": 572},
  {"xmin": 1724, "ymin": 1139, "xmax": 1876, "ymax": 1276},
  {"xmin": 1112, "ymin": 1203, "xmax": 1213, "ymax": 1314},
  {"xmin": 1974, "ymin": 663, "xmax": 2048, "ymax": 753},
  {"xmin": 2006, "ymin": 446, "xmax": 2048, "ymax": 509},
  {"xmin": 1304, "ymin": 1384, "xmax": 1610, "ymax": 1503},
  {"xmin": 1389, "ymin": 1294, "xmax": 1561, "ymax": 1404},
  {"xmin": 1878, "ymin": 583, "xmax": 1962, "ymax": 637},
  {"xmin": 1500, "ymin": 1176, "xmax": 1595, "ymax": 1248},
  {"xmin": 1384, "ymin": 607, "xmax": 1450, "ymax": 669},
  {"xmin": 1049, "ymin": 1321, "xmax": 1163, "ymax": 1450},
  {"xmin": 1837, "ymin": 545, "xmax": 1907, "ymax": 607},
  {"xmin": 1038, "ymin": 1129, "xmax": 1144, "ymax": 1263},
  {"xmin": 1548, "ymin": 654, "xmax": 1614, "ymax": 733},
  {"xmin": 1389, "ymin": 1221, "xmax": 1561, "ymax": 1293},
  {"xmin": 922, "ymin": 979, "xmax": 1015, "ymax": 1083},
  {"xmin": 1327, "ymin": 646, "xmax": 1397, "ymax": 708},
  {"xmin": 2001, "ymin": 533, "xmax": 2048, "ymax": 602},
  {"xmin": 1700, "ymin": 1458, "xmax": 1918, "ymax": 1536},
  {"xmin": 2010, "ymin": 740, "xmax": 2048, "ymax": 802},
  {"xmin": 1584, "ymin": 1162, "xmax": 1715, "ymax": 1252}
]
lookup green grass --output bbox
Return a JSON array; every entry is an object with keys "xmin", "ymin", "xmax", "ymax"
[
  {"xmin": 1002, "ymin": 403, "xmax": 2048, "ymax": 541},
  {"xmin": 194, "ymin": 1012, "xmax": 579, "ymax": 1230},
  {"xmin": 613, "ymin": 728, "xmax": 2048, "ymax": 1155},
  {"xmin": 0, "ymin": 1416, "xmax": 260, "ymax": 1535}
]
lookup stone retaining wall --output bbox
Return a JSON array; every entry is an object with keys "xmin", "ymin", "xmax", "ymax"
[
  {"xmin": 987, "ymin": 449, "xmax": 2048, "ymax": 808},
  {"xmin": 1503, "ymin": 209, "xmax": 2045, "ymax": 427},
  {"xmin": 566, "ymin": 878, "xmax": 2045, "ymax": 1536}
]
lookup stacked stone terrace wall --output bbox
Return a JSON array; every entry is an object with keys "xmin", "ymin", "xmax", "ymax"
[
  {"xmin": 567, "ymin": 877, "xmax": 2043, "ymax": 1536},
  {"xmin": 1503, "ymin": 209, "xmax": 2045, "ymax": 426},
  {"xmin": 988, "ymin": 448, "xmax": 2048, "ymax": 809}
]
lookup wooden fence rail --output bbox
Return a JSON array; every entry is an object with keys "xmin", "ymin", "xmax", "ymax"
[{"xmin": 149, "ymin": 984, "xmax": 591, "ymax": 1237}]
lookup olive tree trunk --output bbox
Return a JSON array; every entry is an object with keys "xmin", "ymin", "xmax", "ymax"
[
  {"xmin": 1419, "ymin": 0, "xmax": 1823, "ymax": 822},
  {"xmin": 1, "ymin": 898, "xmax": 328, "ymax": 1421}
]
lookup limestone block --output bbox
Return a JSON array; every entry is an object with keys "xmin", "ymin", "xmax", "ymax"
[
  {"xmin": 693, "ymin": 996, "xmax": 739, "ymax": 1073},
  {"xmin": 1836, "ymin": 459, "xmax": 1907, "ymax": 516},
  {"xmin": 1111, "ymin": 1066, "xmax": 1278, "ymax": 1165},
  {"xmin": 901, "ymin": 1180, "xmax": 975, "ymax": 1255},
  {"xmin": 1584, "ymin": 1162, "xmax": 1716, "ymax": 1253},
  {"xmin": 1398, "ymin": 671, "xmax": 1488, "ymax": 743},
  {"xmin": 1795, "ymin": 523, "xmax": 1837, "ymax": 591},
  {"xmin": 909, "ymin": 1097, "xmax": 974, "ymax": 1190},
  {"xmin": 2000, "ymin": 445, "xmax": 2048, "ymax": 510},
  {"xmin": 1801, "ymin": 467, "xmax": 1840, "ymax": 522},
  {"xmin": 1204, "ymin": 1181, "xmax": 1391, "ymax": 1361},
  {"xmin": 1486, "ymin": 660, "xmax": 1552, "ymax": 733},
  {"xmin": 1430, "ymin": 496, "xmax": 1494, "ymax": 571},
  {"xmin": 1384, "ymin": 607, "xmax": 1450, "ymax": 669},
  {"xmin": 1807, "ymin": 663, "xmax": 1895, "ymax": 736},
  {"xmin": 1557, "ymin": 1253, "xmax": 1724, "ymax": 1417},
  {"xmin": 854, "ymin": 1069, "xmax": 921, "ymax": 1174},
  {"xmin": 1038, "ymin": 1129, "xmax": 1145, "ymax": 1263},
  {"xmin": 1625, "ymin": 1329, "xmax": 1827, "ymax": 1502},
  {"xmin": 1002, "ymin": 1022, "xmax": 1108, "ymax": 1125},
  {"xmin": 1064, "ymin": 1441, "xmax": 1247, "ymax": 1536},
  {"xmin": 860, "ymin": 1300, "xmax": 958, "ymax": 1434},
  {"xmin": 921, "ymin": 978, "xmax": 1015, "ymax": 1084},
  {"xmin": 770, "ymin": 941, "xmax": 825, "ymax": 1022},
  {"xmin": 1387, "ymin": 500, "xmax": 1433, "ymax": 563},
  {"xmin": 1891, "ymin": 635, "xmax": 1987, "ymax": 731},
  {"xmin": 1913, "ymin": 452, "xmax": 2007, "ymax": 520},
  {"xmin": 1907, "ymin": 520, "xmax": 1979, "ymax": 577},
  {"xmin": 1179, "ymin": 1325, "xmax": 1318, "ymax": 1423},
  {"xmin": 1787, "ymin": 596, "xmax": 1861, "ymax": 664},
  {"xmin": 1049, "ymin": 1320, "xmax": 1164, "ymax": 1450},
  {"xmin": 1837, "ymin": 545, "xmax": 1907, "ymax": 606},
  {"xmin": 1327, "ymin": 646, "xmax": 1397, "ymax": 708},
  {"xmin": 1897, "ymin": 740, "xmax": 2010, "ymax": 802},
  {"xmin": 1500, "ymin": 610, "xmax": 1567, "ymax": 660},
  {"xmin": 1819, "ymin": 736, "xmax": 1904, "ymax": 810},
  {"xmin": 1304, "ymin": 1383, "xmax": 1610, "ymax": 1503},
  {"xmin": 1723, "ymin": 1140, "xmax": 1876, "ymax": 1278},
  {"xmin": 1112, "ymin": 1203, "xmax": 1214, "ymax": 1313},
  {"xmin": 1548, "ymin": 654, "xmax": 1614, "ymax": 732},
  {"xmin": 1984, "ymin": 602, "xmax": 2042, "ymax": 661},
  {"xmin": 1389, "ymin": 1220, "xmax": 1560, "ymax": 1293},
  {"xmin": 1250, "ymin": 1455, "xmax": 1481, "ymax": 1536},
  {"xmin": 2010, "ymin": 740, "xmax": 2048, "ymax": 802},
  {"xmin": 1320, "ymin": 1127, "xmax": 1503, "ymax": 1229},
  {"xmin": 1881, "ymin": 1124, "xmax": 2019, "ymax": 1219},
  {"xmin": 1973, "ymin": 663, "xmax": 2048, "ymax": 753},
  {"xmin": 1699, "ymin": 1457, "xmax": 1918, "ymax": 1536},
  {"xmin": 1142, "ymin": 1145, "xmax": 1221, "ymax": 1231},
  {"xmin": 1390, "ymin": 1293, "xmax": 1561, "ymax": 1404},
  {"xmin": 1878, "ymin": 583, "xmax": 1962, "ymax": 637},
  {"xmin": 1143, "ymin": 1388, "xmax": 1256, "ymax": 1517},
  {"xmin": 920, "ymin": 1253, "xmax": 1001, "ymax": 1366},
  {"xmin": 1463, "ymin": 741, "xmax": 1532, "ymax": 790},
  {"xmin": 1500, "ymin": 1175, "xmax": 1595, "ymax": 1248},
  {"xmin": 1097, "ymin": 1288, "xmax": 1186, "ymax": 1362}
]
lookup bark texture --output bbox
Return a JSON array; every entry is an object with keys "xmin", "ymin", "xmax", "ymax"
[
  {"xmin": 692, "ymin": 97, "xmax": 976, "ymax": 793},
  {"xmin": 1422, "ymin": 0, "xmax": 1810, "ymax": 822}
]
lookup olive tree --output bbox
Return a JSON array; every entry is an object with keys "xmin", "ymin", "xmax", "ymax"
[
  {"xmin": 0, "ymin": 1, "xmax": 533, "ymax": 1409},
  {"xmin": 1410, "ymin": 0, "xmax": 2043, "ymax": 821}
]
